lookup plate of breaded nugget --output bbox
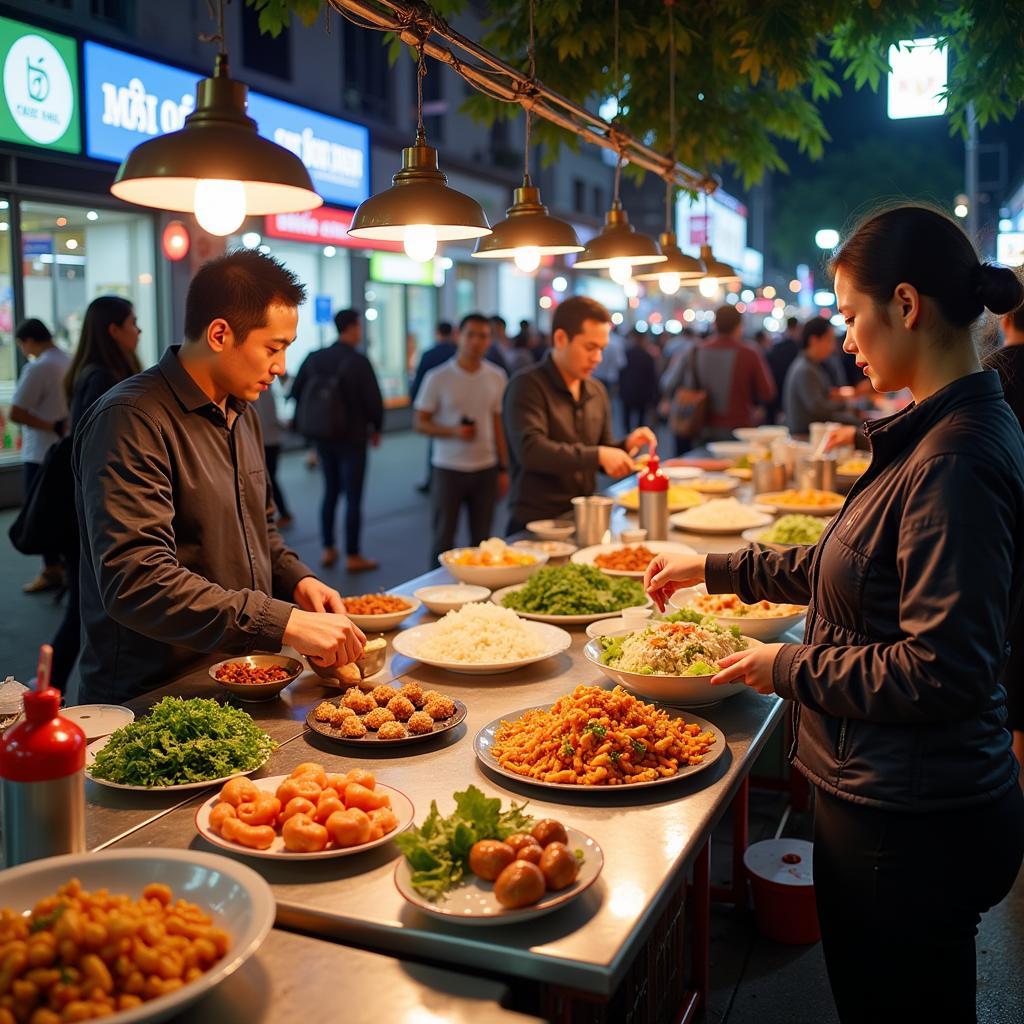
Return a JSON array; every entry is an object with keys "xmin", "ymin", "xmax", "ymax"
[{"xmin": 306, "ymin": 680, "xmax": 467, "ymax": 747}]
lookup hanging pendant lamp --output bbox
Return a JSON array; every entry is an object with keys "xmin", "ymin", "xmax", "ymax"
[
  {"xmin": 472, "ymin": 0, "xmax": 580, "ymax": 272},
  {"xmin": 698, "ymin": 242, "xmax": 740, "ymax": 285},
  {"xmin": 111, "ymin": 4, "xmax": 320, "ymax": 236},
  {"xmin": 349, "ymin": 43, "xmax": 489, "ymax": 262}
]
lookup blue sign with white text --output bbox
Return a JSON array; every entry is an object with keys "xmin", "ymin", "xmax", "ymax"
[
  {"xmin": 83, "ymin": 41, "xmax": 370, "ymax": 208},
  {"xmin": 314, "ymin": 295, "xmax": 332, "ymax": 325}
]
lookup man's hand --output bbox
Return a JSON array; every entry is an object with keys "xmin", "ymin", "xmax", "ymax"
[
  {"xmin": 824, "ymin": 425, "xmax": 857, "ymax": 452},
  {"xmin": 598, "ymin": 445, "xmax": 635, "ymax": 477},
  {"xmin": 711, "ymin": 643, "xmax": 784, "ymax": 695},
  {"xmin": 293, "ymin": 577, "xmax": 345, "ymax": 614},
  {"xmin": 457, "ymin": 422, "xmax": 477, "ymax": 441},
  {"xmin": 497, "ymin": 469, "xmax": 510, "ymax": 498},
  {"xmin": 284, "ymin": 608, "xmax": 365, "ymax": 667},
  {"xmin": 625, "ymin": 426, "xmax": 658, "ymax": 456}
]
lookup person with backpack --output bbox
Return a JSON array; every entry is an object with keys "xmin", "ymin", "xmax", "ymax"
[{"xmin": 291, "ymin": 308, "xmax": 383, "ymax": 572}]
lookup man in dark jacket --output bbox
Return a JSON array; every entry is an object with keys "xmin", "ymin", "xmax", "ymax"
[{"xmin": 291, "ymin": 309, "xmax": 384, "ymax": 572}]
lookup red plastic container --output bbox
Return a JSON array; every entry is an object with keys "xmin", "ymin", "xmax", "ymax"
[{"xmin": 743, "ymin": 838, "xmax": 820, "ymax": 945}]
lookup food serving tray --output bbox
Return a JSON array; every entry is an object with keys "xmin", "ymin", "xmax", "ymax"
[
  {"xmin": 306, "ymin": 697, "xmax": 468, "ymax": 748},
  {"xmin": 474, "ymin": 706, "xmax": 726, "ymax": 793}
]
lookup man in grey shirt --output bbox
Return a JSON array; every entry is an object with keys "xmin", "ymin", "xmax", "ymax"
[
  {"xmin": 74, "ymin": 251, "xmax": 365, "ymax": 703},
  {"xmin": 783, "ymin": 316, "xmax": 859, "ymax": 437}
]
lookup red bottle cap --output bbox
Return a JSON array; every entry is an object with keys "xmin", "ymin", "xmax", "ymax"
[
  {"xmin": 0, "ymin": 688, "xmax": 86, "ymax": 782},
  {"xmin": 638, "ymin": 453, "xmax": 668, "ymax": 492}
]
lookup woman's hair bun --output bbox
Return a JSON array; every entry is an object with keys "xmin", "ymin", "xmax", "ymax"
[{"xmin": 974, "ymin": 262, "xmax": 1024, "ymax": 316}]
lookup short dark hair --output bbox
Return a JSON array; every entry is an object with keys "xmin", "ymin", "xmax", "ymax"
[
  {"xmin": 437, "ymin": 321, "xmax": 453, "ymax": 338},
  {"xmin": 489, "ymin": 315, "xmax": 506, "ymax": 329},
  {"xmin": 459, "ymin": 312, "xmax": 490, "ymax": 332},
  {"xmin": 801, "ymin": 316, "xmax": 832, "ymax": 349},
  {"xmin": 830, "ymin": 204, "xmax": 1024, "ymax": 329},
  {"xmin": 184, "ymin": 249, "xmax": 306, "ymax": 344},
  {"xmin": 786, "ymin": 316, "xmax": 799, "ymax": 330},
  {"xmin": 334, "ymin": 308, "xmax": 360, "ymax": 334},
  {"xmin": 715, "ymin": 305, "xmax": 742, "ymax": 334},
  {"xmin": 552, "ymin": 296, "xmax": 611, "ymax": 341},
  {"xmin": 15, "ymin": 318, "xmax": 52, "ymax": 344}
]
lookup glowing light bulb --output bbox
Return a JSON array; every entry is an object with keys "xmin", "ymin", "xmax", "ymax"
[
  {"xmin": 609, "ymin": 258, "xmax": 633, "ymax": 285},
  {"xmin": 624, "ymin": 280, "xmax": 640, "ymax": 298},
  {"xmin": 404, "ymin": 224, "xmax": 437, "ymax": 262},
  {"xmin": 194, "ymin": 179, "xmax": 246, "ymax": 236},
  {"xmin": 513, "ymin": 246, "xmax": 541, "ymax": 273},
  {"xmin": 658, "ymin": 272, "xmax": 681, "ymax": 295},
  {"xmin": 699, "ymin": 277, "xmax": 719, "ymax": 298}
]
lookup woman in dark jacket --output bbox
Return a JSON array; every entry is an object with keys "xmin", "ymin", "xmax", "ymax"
[
  {"xmin": 645, "ymin": 205, "xmax": 1024, "ymax": 1024},
  {"xmin": 51, "ymin": 296, "xmax": 141, "ymax": 691}
]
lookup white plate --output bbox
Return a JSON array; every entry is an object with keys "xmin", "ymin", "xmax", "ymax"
[
  {"xmin": 344, "ymin": 595, "xmax": 422, "ymax": 631},
  {"xmin": 491, "ymin": 583, "xmax": 653, "ymax": 626},
  {"xmin": 526, "ymin": 519, "xmax": 576, "ymax": 541},
  {"xmin": 670, "ymin": 506, "xmax": 773, "ymax": 535},
  {"xmin": 61, "ymin": 704, "xmax": 134, "ymax": 741},
  {"xmin": 668, "ymin": 588, "xmax": 806, "ymax": 642},
  {"xmin": 86, "ymin": 735, "xmax": 270, "ymax": 793},
  {"xmin": 755, "ymin": 492, "xmax": 845, "ymax": 517},
  {"xmin": 707, "ymin": 440, "xmax": 758, "ymax": 458},
  {"xmin": 395, "ymin": 825, "xmax": 604, "ymax": 925},
  {"xmin": 662, "ymin": 465, "xmax": 702, "ymax": 481},
  {"xmin": 475, "ymin": 706, "xmax": 726, "ymax": 790},
  {"xmin": 584, "ymin": 631, "xmax": 763, "ymax": 706},
  {"xmin": 0, "ymin": 848, "xmax": 273, "ymax": 1024},
  {"xmin": 391, "ymin": 619, "xmax": 572, "ymax": 674},
  {"xmin": 733, "ymin": 426, "xmax": 789, "ymax": 444},
  {"xmin": 195, "ymin": 774, "xmax": 414, "ymax": 860},
  {"xmin": 741, "ymin": 526, "xmax": 823, "ymax": 552},
  {"xmin": 584, "ymin": 612, "xmax": 655, "ymax": 640},
  {"xmin": 513, "ymin": 539, "xmax": 577, "ymax": 559},
  {"xmin": 688, "ymin": 475, "xmax": 741, "ymax": 495},
  {"xmin": 571, "ymin": 540, "xmax": 698, "ymax": 578}
]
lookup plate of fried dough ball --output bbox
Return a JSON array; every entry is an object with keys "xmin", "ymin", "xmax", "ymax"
[
  {"xmin": 306, "ymin": 680, "xmax": 467, "ymax": 747},
  {"xmin": 195, "ymin": 762, "xmax": 414, "ymax": 860}
]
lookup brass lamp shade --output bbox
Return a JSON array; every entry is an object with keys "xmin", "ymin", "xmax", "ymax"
[
  {"xmin": 111, "ymin": 63, "xmax": 321, "ymax": 215},
  {"xmin": 349, "ymin": 143, "xmax": 490, "ymax": 242},
  {"xmin": 574, "ymin": 201, "xmax": 665, "ymax": 269},
  {"xmin": 635, "ymin": 232, "xmax": 704, "ymax": 281},
  {"xmin": 472, "ymin": 181, "xmax": 582, "ymax": 258},
  {"xmin": 698, "ymin": 243, "xmax": 741, "ymax": 284}
]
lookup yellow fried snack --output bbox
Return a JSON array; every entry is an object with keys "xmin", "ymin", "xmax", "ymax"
[
  {"xmin": 340, "ymin": 716, "xmax": 368, "ymax": 738},
  {"xmin": 386, "ymin": 695, "xmax": 416, "ymax": 721},
  {"xmin": 423, "ymin": 694, "xmax": 456, "ymax": 720},
  {"xmin": 406, "ymin": 710, "xmax": 435, "ymax": 735},
  {"xmin": 342, "ymin": 687, "xmax": 376, "ymax": 714},
  {"xmin": 377, "ymin": 721, "xmax": 407, "ymax": 740},
  {"xmin": 399, "ymin": 681, "xmax": 426, "ymax": 708},
  {"xmin": 329, "ymin": 705, "xmax": 357, "ymax": 727},
  {"xmin": 491, "ymin": 684, "xmax": 717, "ymax": 786},
  {"xmin": 370, "ymin": 684, "xmax": 397, "ymax": 706},
  {"xmin": 313, "ymin": 701, "xmax": 336, "ymax": 722},
  {"xmin": 364, "ymin": 707, "xmax": 396, "ymax": 731}
]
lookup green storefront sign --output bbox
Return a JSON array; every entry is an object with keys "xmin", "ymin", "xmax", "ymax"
[
  {"xmin": 0, "ymin": 15, "xmax": 80, "ymax": 154},
  {"xmin": 369, "ymin": 251, "xmax": 437, "ymax": 286}
]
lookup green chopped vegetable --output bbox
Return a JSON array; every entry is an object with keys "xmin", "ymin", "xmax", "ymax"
[
  {"xmin": 758, "ymin": 514, "xmax": 827, "ymax": 545},
  {"xmin": 561, "ymin": 739, "xmax": 576, "ymax": 759},
  {"xmin": 501, "ymin": 563, "xmax": 646, "ymax": 617},
  {"xmin": 609, "ymin": 750, "xmax": 621, "ymax": 764},
  {"xmin": 88, "ymin": 696, "xmax": 276, "ymax": 787},
  {"xmin": 583, "ymin": 720, "xmax": 607, "ymax": 739},
  {"xmin": 394, "ymin": 785, "xmax": 534, "ymax": 900},
  {"xmin": 30, "ymin": 904, "xmax": 67, "ymax": 933},
  {"xmin": 631, "ymin": 739, "xmax": 647, "ymax": 758}
]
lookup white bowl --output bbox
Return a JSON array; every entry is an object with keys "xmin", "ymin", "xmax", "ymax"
[
  {"xmin": 668, "ymin": 591, "xmax": 806, "ymax": 642},
  {"xmin": 526, "ymin": 519, "xmax": 576, "ymax": 540},
  {"xmin": 414, "ymin": 583, "xmax": 491, "ymax": 615},
  {"xmin": 440, "ymin": 546, "xmax": 549, "ymax": 589},
  {"xmin": 733, "ymin": 426, "xmax": 789, "ymax": 444},
  {"xmin": 0, "ymin": 849, "xmax": 274, "ymax": 1024},
  {"xmin": 584, "ymin": 630, "xmax": 762, "ymax": 706},
  {"xmin": 512, "ymin": 538, "xmax": 577, "ymax": 560},
  {"xmin": 707, "ymin": 440, "xmax": 757, "ymax": 459},
  {"xmin": 344, "ymin": 595, "xmax": 422, "ymax": 631}
]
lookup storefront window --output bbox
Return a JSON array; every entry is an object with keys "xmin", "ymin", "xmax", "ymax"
[
  {"xmin": 364, "ymin": 281, "xmax": 437, "ymax": 402},
  {"xmin": 18, "ymin": 201, "xmax": 158, "ymax": 369},
  {"xmin": 0, "ymin": 198, "xmax": 14, "ymax": 389}
]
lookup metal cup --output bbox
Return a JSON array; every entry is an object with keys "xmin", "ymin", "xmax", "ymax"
[
  {"xmin": 572, "ymin": 495, "xmax": 613, "ymax": 546},
  {"xmin": 752, "ymin": 460, "xmax": 786, "ymax": 494},
  {"xmin": 796, "ymin": 455, "xmax": 837, "ymax": 491}
]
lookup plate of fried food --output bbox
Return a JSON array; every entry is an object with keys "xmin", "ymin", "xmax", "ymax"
[
  {"xmin": 308, "ymin": 681, "xmax": 467, "ymax": 746},
  {"xmin": 0, "ymin": 849, "xmax": 274, "ymax": 1024},
  {"xmin": 195, "ymin": 762, "xmax": 414, "ymax": 860},
  {"xmin": 341, "ymin": 593, "xmax": 422, "ymax": 631},
  {"xmin": 571, "ymin": 539, "xmax": 697, "ymax": 578},
  {"xmin": 474, "ymin": 684, "xmax": 725, "ymax": 791},
  {"xmin": 755, "ymin": 488, "xmax": 845, "ymax": 516},
  {"xmin": 614, "ymin": 485, "xmax": 705, "ymax": 513}
]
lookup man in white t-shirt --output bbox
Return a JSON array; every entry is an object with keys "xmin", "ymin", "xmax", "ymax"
[
  {"xmin": 10, "ymin": 318, "xmax": 71, "ymax": 592},
  {"xmin": 415, "ymin": 313, "xmax": 509, "ymax": 563}
]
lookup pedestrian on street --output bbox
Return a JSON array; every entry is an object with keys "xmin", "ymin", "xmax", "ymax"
[
  {"xmin": 415, "ymin": 313, "xmax": 509, "ymax": 564},
  {"xmin": 10, "ymin": 318, "xmax": 70, "ymax": 594},
  {"xmin": 254, "ymin": 380, "xmax": 293, "ymax": 527},
  {"xmin": 619, "ymin": 328, "xmax": 659, "ymax": 434},
  {"xmin": 292, "ymin": 308, "xmax": 383, "ymax": 573}
]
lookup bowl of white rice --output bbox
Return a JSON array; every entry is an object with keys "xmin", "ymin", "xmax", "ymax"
[
  {"xmin": 391, "ymin": 602, "xmax": 572, "ymax": 675},
  {"xmin": 584, "ymin": 620, "xmax": 762, "ymax": 706}
]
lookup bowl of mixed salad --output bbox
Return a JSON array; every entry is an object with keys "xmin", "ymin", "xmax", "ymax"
[
  {"xmin": 583, "ymin": 613, "xmax": 760, "ymax": 706},
  {"xmin": 669, "ymin": 586, "xmax": 806, "ymax": 641},
  {"xmin": 742, "ymin": 513, "xmax": 829, "ymax": 552}
]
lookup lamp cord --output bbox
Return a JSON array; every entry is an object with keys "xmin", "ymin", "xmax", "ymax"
[
  {"xmin": 664, "ymin": 0, "xmax": 675, "ymax": 232},
  {"xmin": 415, "ymin": 39, "xmax": 427, "ymax": 144},
  {"xmin": 523, "ymin": 0, "xmax": 536, "ymax": 184},
  {"xmin": 612, "ymin": 0, "xmax": 622, "ymax": 205}
]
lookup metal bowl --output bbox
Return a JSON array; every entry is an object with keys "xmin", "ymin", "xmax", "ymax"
[
  {"xmin": 210, "ymin": 654, "xmax": 304, "ymax": 702},
  {"xmin": 305, "ymin": 637, "xmax": 388, "ymax": 690}
]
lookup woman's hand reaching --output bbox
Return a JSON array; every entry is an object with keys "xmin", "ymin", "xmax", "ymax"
[{"xmin": 643, "ymin": 553, "xmax": 707, "ymax": 612}]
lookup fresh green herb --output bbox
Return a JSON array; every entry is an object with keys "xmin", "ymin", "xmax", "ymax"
[
  {"xmin": 663, "ymin": 607, "xmax": 703, "ymax": 625},
  {"xmin": 632, "ymin": 739, "xmax": 647, "ymax": 758},
  {"xmin": 88, "ymin": 697, "xmax": 276, "ymax": 787},
  {"xmin": 758, "ymin": 514, "xmax": 827, "ymax": 546},
  {"xmin": 609, "ymin": 750, "xmax": 621, "ymax": 764},
  {"xmin": 561, "ymin": 739, "xmax": 575, "ymax": 759},
  {"xmin": 395, "ymin": 785, "xmax": 534, "ymax": 900},
  {"xmin": 584, "ymin": 720, "xmax": 607, "ymax": 739},
  {"xmin": 574, "ymin": 848, "xmax": 586, "ymax": 865},
  {"xmin": 501, "ymin": 563, "xmax": 646, "ymax": 617},
  {"xmin": 30, "ymin": 903, "xmax": 67, "ymax": 933}
]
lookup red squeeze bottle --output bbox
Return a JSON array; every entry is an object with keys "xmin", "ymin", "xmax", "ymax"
[
  {"xmin": 637, "ymin": 452, "xmax": 669, "ymax": 540},
  {"xmin": 0, "ymin": 645, "xmax": 86, "ymax": 866}
]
